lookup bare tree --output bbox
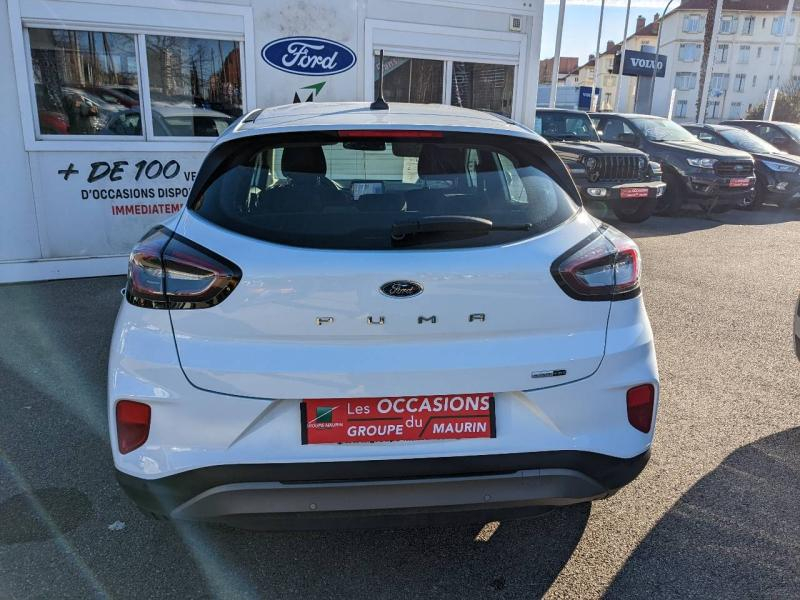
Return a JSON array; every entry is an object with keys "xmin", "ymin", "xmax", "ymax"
[{"xmin": 695, "ymin": 10, "xmax": 714, "ymax": 121}]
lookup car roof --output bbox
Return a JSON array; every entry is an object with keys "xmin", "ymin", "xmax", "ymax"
[
  {"xmin": 151, "ymin": 105, "xmax": 232, "ymax": 119},
  {"xmin": 536, "ymin": 108, "xmax": 588, "ymax": 115},
  {"xmin": 590, "ymin": 113, "xmax": 665, "ymax": 120},
  {"xmin": 219, "ymin": 102, "xmax": 544, "ymax": 145}
]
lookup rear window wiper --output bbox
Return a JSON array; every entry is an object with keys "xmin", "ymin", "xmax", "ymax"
[{"xmin": 391, "ymin": 216, "xmax": 532, "ymax": 237}]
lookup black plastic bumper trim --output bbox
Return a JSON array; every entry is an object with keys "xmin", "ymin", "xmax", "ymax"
[{"xmin": 115, "ymin": 449, "xmax": 651, "ymax": 517}]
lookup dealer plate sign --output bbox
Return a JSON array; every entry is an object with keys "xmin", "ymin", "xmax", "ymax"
[{"xmin": 301, "ymin": 394, "xmax": 496, "ymax": 444}]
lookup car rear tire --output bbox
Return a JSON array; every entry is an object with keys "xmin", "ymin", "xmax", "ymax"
[
  {"xmin": 655, "ymin": 173, "xmax": 684, "ymax": 216},
  {"xmin": 612, "ymin": 196, "xmax": 658, "ymax": 223}
]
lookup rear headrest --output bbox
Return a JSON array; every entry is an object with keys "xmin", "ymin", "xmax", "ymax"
[
  {"xmin": 417, "ymin": 145, "xmax": 466, "ymax": 178},
  {"xmin": 281, "ymin": 145, "xmax": 327, "ymax": 176}
]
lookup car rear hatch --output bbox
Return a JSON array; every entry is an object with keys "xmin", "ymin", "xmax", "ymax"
[
  {"xmin": 164, "ymin": 128, "xmax": 612, "ymax": 399},
  {"xmin": 169, "ymin": 211, "xmax": 609, "ymax": 399}
]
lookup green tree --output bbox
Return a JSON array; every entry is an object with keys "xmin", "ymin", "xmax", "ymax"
[{"xmin": 746, "ymin": 79, "xmax": 800, "ymax": 121}]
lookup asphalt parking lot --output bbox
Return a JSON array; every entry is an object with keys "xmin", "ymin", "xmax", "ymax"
[{"xmin": 1, "ymin": 206, "xmax": 799, "ymax": 600}]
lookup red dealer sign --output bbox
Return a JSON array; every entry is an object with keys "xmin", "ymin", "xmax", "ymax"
[{"xmin": 301, "ymin": 394, "xmax": 496, "ymax": 444}]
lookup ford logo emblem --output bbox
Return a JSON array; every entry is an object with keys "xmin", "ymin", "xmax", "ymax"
[
  {"xmin": 261, "ymin": 36, "xmax": 356, "ymax": 76},
  {"xmin": 380, "ymin": 281, "xmax": 423, "ymax": 298}
]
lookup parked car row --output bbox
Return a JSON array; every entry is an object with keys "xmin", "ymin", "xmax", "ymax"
[{"xmin": 535, "ymin": 109, "xmax": 800, "ymax": 222}]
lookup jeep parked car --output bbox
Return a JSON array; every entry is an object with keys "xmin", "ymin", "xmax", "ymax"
[
  {"xmin": 720, "ymin": 120, "xmax": 800, "ymax": 157},
  {"xmin": 591, "ymin": 113, "xmax": 755, "ymax": 215},
  {"xmin": 685, "ymin": 123, "xmax": 800, "ymax": 210},
  {"xmin": 535, "ymin": 109, "xmax": 665, "ymax": 222}
]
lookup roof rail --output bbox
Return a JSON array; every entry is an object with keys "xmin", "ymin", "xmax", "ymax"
[{"xmin": 242, "ymin": 108, "xmax": 264, "ymax": 123}]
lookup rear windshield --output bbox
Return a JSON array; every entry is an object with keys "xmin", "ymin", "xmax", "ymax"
[{"xmin": 190, "ymin": 131, "xmax": 578, "ymax": 250}]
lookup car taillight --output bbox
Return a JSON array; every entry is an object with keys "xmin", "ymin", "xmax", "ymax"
[
  {"xmin": 626, "ymin": 384, "xmax": 655, "ymax": 433},
  {"xmin": 125, "ymin": 226, "xmax": 241, "ymax": 309},
  {"xmin": 551, "ymin": 225, "xmax": 641, "ymax": 301},
  {"xmin": 116, "ymin": 400, "xmax": 151, "ymax": 454}
]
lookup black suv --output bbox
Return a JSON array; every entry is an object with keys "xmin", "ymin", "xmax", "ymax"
[
  {"xmin": 535, "ymin": 109, "xmax": 665, "ymax": 222},
  {"xmin": 685, "ymin": 123, "xmax": 800, "ymax": 210},
  {"xmin": 720, "ymin": 120, "xmax": 800, "ymax": 156},
  {"xmin": 591, "ymin": 113, "xmax": 755, "ymax": 215}
]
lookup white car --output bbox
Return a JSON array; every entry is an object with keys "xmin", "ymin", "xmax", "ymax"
[{"xmin": 109, "ymin": 102, "xmax": 659, "ymax": 527}]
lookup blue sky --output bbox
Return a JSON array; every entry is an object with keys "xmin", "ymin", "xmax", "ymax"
[{"xmin": 541, "ymin": 0, "xmax": 669, "ymax": 65}]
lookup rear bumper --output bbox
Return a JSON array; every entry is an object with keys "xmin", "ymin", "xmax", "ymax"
[{"xmin": 116, "ymin": 449, "xmax": 650, "ymax": 526}]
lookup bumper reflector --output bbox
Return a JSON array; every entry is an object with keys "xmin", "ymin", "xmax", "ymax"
[
  {"xmin": 626, "ymin": 384, "xmax": 655, "ymax": 433},
  {"xmin": 116, "ymin": 400, "xmax": 151, "ymax": 454}
]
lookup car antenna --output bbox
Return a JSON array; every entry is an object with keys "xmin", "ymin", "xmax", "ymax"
[{"xmin": 370, "ymin": 49, "xmax": 389, "ymax": 110}]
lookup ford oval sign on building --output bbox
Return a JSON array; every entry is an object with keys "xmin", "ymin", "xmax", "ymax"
[{"xmin": 261, "ymin": 37, "xmax": 356, "ymax": 76}]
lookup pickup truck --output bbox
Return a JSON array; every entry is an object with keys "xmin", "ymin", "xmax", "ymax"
[{"xmin": 591, "ymin": 113, "xmax": 755, "ymax": 215}]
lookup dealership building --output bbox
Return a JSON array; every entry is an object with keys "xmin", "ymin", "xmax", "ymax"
[{"xmin": 0, "ymin": 0, "xmax": 544, "ymax": 282}]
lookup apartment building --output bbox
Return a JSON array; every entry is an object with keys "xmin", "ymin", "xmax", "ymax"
[{"xmin": 652, "ymin": 0, "xmax": 800, "ymax": 123}]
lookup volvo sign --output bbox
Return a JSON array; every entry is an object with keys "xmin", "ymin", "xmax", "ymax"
[{"xmin": 621, "ymin": 49, "xmax": 667, "ymax": 78}]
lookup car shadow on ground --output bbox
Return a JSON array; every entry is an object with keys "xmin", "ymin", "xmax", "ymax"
[
  {"xmin": 605, "ymin": 427, "xmax": 800, "ymax": 599},
  {"xmin": 588, "ymin": 202, "xmax": 800, "ymax": 240},
  {"xmin": 174, "ymin": 503, "xmax": 591, "ymax": 599}
]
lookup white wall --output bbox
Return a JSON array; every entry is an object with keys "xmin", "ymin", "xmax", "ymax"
[
  {"xmin": 0, "ymin": 2, "xmax": 40, "ymax": 261},
  {"xmin": 1, "ymin": 0, "xmax": 544, "ymax": 281}
]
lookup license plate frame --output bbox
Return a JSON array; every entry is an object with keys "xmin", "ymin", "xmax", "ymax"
[
  {"xmin": 729, "ymin": 178, "xmax": 751, "ymax": 188},
  {"xmin": 619, "ymin": 187, "xmax": 649, "ymax": 199},
  {"xmin": 301, "ymin": 394, "xmax": 496, "ymax": 445}
]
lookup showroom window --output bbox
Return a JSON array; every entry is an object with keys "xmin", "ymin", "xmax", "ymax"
[
  {"xmin": 451, "ymin": 62, "xmax": 515, "ymax": 117},
  {"xmin": 26, "ymin": 27, "xmax": 243, "ymax": 139},
  {"xmin": 28, "ymin": 28, "xmax": 139, "ymax": 136},
  {"xmin": 373, "ymin": 54, "xmax": 516, "ymax": 118},
  {"xmin": 375, "ymin": 56, "xmax": 444, "ymax": 103}
]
